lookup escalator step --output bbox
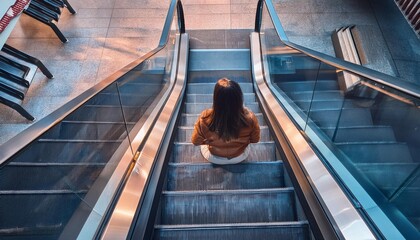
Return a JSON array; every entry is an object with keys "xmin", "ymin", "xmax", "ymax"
[
  {"xmin": 393, "ymin": 187, "xmax": 420, "ymax": 219},
  {"xmin": 0, "ymin": 162, "xmax": 106, "ymax": 191},
  {"xmin": 0, "ymin": 224, "xmax": 61, "ymax": 240},
  {"xmin": 337, "ymin": 142, "xmax": 414, "ymax": 163},
  {"xmin": 44, "ymin": 121, "xmax": 134, "ymax": 140},
  {"xmin": 184, "ymin": 102, "xmax": 260, "ymax": 114},
  {"xmin": 101, "ymin": 82, "xmax": 164, "ymax": 95},
  {"xmin": 321, "ymin": 126, "xmax": 396, "ymax": 143},
  {"xmin": 176, "ymin": 126, "xmax": 271, "ymax": 142},
  {"xmin": 180, "ymin": 113, "xmax": 265, "ymax": 127},
  {"xmin": 188, "ymin": 70, "xmax": 252, "ymax": 83},
  {"xmin": 172, "ymin": 142, "xmax": 276, "ymax": 163},
  {"xmin": 309, "ymin": 108, "xmax": 373, "ymax": 127},
  {"xmin": 186, "ymin": 93, "xmax": 256, "ymax": 104},
  {"xmin": 188, "ymin": 49, "xmax": 250, "ymax": 71},
  {"xmin": 87, "ymin": 93, "xmax": 154, "ymax": 107},
  {"xmin": 355, "ymin": 162, "xmax": 419, "ymax": 197},
  {"xmin": 278, "ymin": 80, "xmax": 339, "ymax": 92},
  {"xmin": 0, "ymin": 190, "xmax": 86, "ymax": 229},
  {"xmin": 294, "ymin": 99, "xmax": 356, "ymax": 112},
  {"xmin": 65, "ymin": 105, "xmax": 149, "ymax": 122},
  {"xmin": 287, "ymin": 90, "xmax": 343, "ymax": 101},
  {"xmin": 13, "ymin": 140, "xmax": 124, "ymax": 163},
  {"xmin": 160, "ymin": 188, "xmax": 296, "ymax": 225},
  {"xmin": 187, "ymin": 83, "xmax": 253, "ymax": 94},
  {"xmin": 115, "ymin": 71, "xmax": 165, "ymax": 84},
  {"xmin": 166, "ymin": 161, "xmax": 284, "ymax": 191},
  {"xmin": 154, "ymin": 221, "xmax": 309, "ymax": 240}
]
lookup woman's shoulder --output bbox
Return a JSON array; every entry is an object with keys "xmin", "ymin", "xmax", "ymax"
[
  {"xmin": 200, "ymin": 108, "xmax": 213, "ymax": 118},
  {"xmin": 243, "ymin": 107, "xmax": 256, "ymax": 119}
]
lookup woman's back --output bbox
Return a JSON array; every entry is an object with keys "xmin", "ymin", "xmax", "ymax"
[{"xmin": 191, "ymin": 78, "xmax": 260, "ymax": 163}]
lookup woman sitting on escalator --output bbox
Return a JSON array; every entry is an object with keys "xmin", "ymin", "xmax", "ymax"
[{"xmin": 191, "ymin": 78, "xmax": 260, "ymax": 165}]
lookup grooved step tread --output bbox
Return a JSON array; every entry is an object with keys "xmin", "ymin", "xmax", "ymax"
[
  {"xmin": 187, "ymin": 83, "xmax": 253, "ymax": 94},
  {"xmin": 278, "ymin": 80, "xmax": 339, "ymax": 92},
  {"xmin": 321, "ymin": 125, "xmax": 396, "ymax": 142},
  {"xmin": 161, "ymin": 188, "xmax": 296, "ymax": 225},
  {"xmin": 167, "ymin": 161, "xmax": 284, "ymax": 191},
  {"xmin": 154, "ymin": 221, "xmax": 309, "ymax": 240},
  {"xmin": 337, "ymin": 142, "xmax": 413, "ymax": 163}
]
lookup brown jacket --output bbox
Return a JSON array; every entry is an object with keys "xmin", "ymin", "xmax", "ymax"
[{"xmin": 191, "ymin": 108, "xmax": 260, "ymax": 158}]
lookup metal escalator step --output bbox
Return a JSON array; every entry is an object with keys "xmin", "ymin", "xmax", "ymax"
[
  {"xmin": 278, "ymin": 80, "xmax": 339, "ymax": 92},
  {"xmin": 154, "ymin": 221, "xmax": 310, "ymax": 239},
  {"xmin": 355, "ymin": 162, "xmax": 419, "ymax": 197},
  {"xmin": 0, "ymin": 224, "xmax": 61, "ymax": 239},
  {"xmin": 13, "ymin": 140, "xmax": 124, "ymax": 163},
  {"xmin": 287, "ymin": 90, "xmax": 343, "ymax": 101},
  {"xmin": 189, "ymin": 49, "xmax": 250, "ymax": 71},
  {"xmin": 65, "ymin": 105, "xmax": 149, "ymax": 122},
  {"xmin": 113, "ymin": 70, "xmax": 165, "ymax": 84},
  {"xmin": 184, "ymin": 102, "xmax": 260, "ymax": 114},
  {"xmin": 187, "ymin": 83, "xmax": 253, "ymax": 94},
  {"xmin": 186, "ymin": 93, "xmax": 256, "ymax": 104},
  {"xmin": 294, "ymin": 99, "xmax": 356, "ymax": 112},
  {"xmin": 407, "ymin": 217, "xmax": 420, "ymax": 231},
  {"xmin": 337, "ymin": 142, "xmax": 414, "ymax": 163},
  {"xmin": 177, "ymin": 126, "xmax": 271, "ymax": 143},
  {"xmin": 87, "ymin": 93, "xmax": 154, "ymax": 106},
  {"xmin": 167, "ymin": 161, "xmax": 284, "ymax": 191},
  {"xmin": 101, "ymin": 82, "xmax": 164, "ymax": 95},
  {"xmin": 309, "ymin": 108, "xmax": 373, "ymax": 127},
  {"xmin": 393, "ymin": 187, "xmax": 420, "ymax": 218},
  {"xmin": 172, "ymin": 142, "xmax": 276, "ymax": 163},
  {"xmin": 160, "ymin": 188, "xmax": 296, "ymax": 225},
  {"xmin": 0, "ymin": 190, "xmax": 86, "ymax": 232},
  {"xmin": 321, "ymin": 126, "xmax": 396, "ymax": 143},
  {"xmin": 188, "ymin": 70, "xmax": 252, "ymax": 83},
  {"xmin": 43, "ymin": 121, "xmax": 134, "ymax": 140},
  {"xmin": 0, "ymin": 162, "xmax": 106, "ymax": 191}
]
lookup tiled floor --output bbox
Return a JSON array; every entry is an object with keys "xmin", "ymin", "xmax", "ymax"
[{"xmin": 0, "ymin": 0, "xmax": 418, "ymax": 145}]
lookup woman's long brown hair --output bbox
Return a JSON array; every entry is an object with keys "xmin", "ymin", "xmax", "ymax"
[{"xmin": 207, "ymin": 78, "xmax": 249, "ymax": 141}]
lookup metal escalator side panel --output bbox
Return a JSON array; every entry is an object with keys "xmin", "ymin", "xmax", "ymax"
[{"xmin": 250, "ymin": 32, "xmax": 377, "ymax": 240}]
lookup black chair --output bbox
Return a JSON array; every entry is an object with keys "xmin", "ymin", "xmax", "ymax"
[
  {"xmin": 0, "ymin": 44, "xmax": 53, "ymax": 121},
  {"xmin": 23, "ymin": 0, "xmax": 76, "ymax": 43}
]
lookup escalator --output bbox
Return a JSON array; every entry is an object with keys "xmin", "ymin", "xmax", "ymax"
[
  {"xmin": 152, "ymin": 43, "xmax": 310, "ymax": 239},
  {"xmin": 1, "ymin": 0, "xmax": 420, "ymax": 239}
]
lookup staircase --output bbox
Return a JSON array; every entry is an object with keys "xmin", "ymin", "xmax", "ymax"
[
  {"xmin": 275, "ymin": 66, "xmax": 420, "ymax": 230},
  {"xmin": 153, "ymin": 43, "xmax": 311, "ymax": 239},
  {"xmin": 0, "ymin": 72, "xmax": 164, "ymax": 239}
]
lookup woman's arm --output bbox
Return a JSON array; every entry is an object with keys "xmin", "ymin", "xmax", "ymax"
[
  {"xmin": 249, "ymin": 112, "xmax": 260, "ymax": 143},
  {"xmin": 191, "ymin": 117, "xmax": 206, "ymax": 145}
]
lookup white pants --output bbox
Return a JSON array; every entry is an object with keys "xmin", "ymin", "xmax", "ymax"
[{"xmin": 200, "ymin": 145, "xmax": 250, "ymax": 165}]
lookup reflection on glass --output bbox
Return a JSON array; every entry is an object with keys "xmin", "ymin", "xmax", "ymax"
[
  {"xmin": 259, "ymin": 1, "xmax": 420, "ymax": 236},
  {"xmin": 0, "ymin": 6, "xmax": 182, "ymax": 239}
]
